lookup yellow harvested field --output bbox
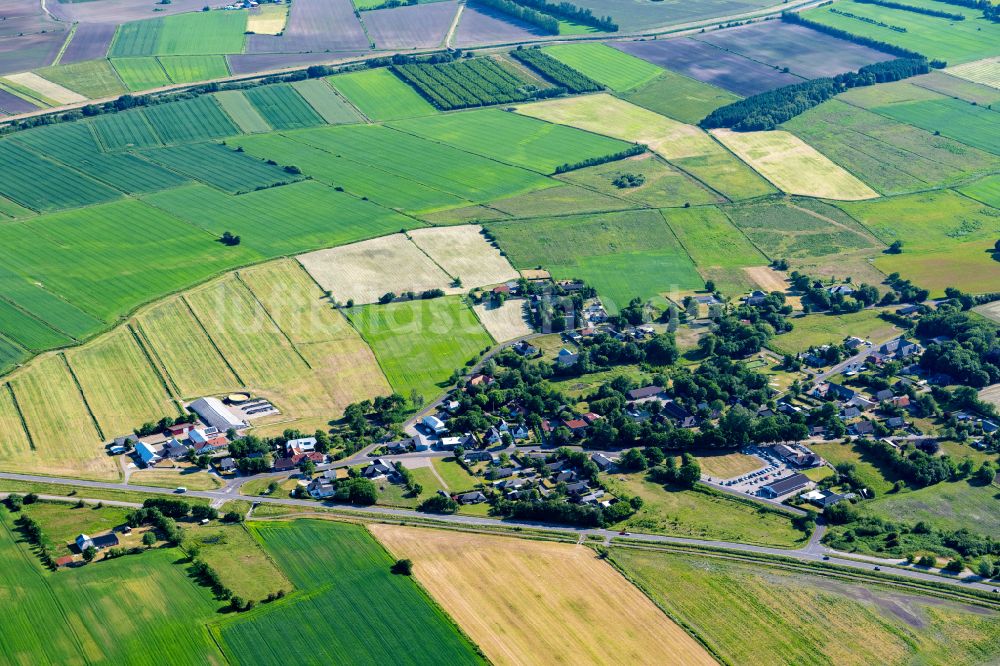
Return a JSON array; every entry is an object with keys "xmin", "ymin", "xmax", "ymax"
[
  {"xmin": 473, "ymin": 299, "xmax": 532, "ymax": 342},
  {"xmin": 370, "ymin": 524, "xmax": 716, "ymax": 666},
  {"xmin": 980, "ymin": 384, "xmax": 1000, "ymax": 409},
  {"xmin": 516, "ymin": 93, "xmax": 718, "ymax": 160},
  {"xmin": 3, "ymin": 72, "xmax": 87, "ymax": 104},
  {"xmin": 298, "ymin": 233, "xmax": 458, "ymax": 305},
  {"xmin": 246, "ymin": 3, "xmax": 288, "ymax": 34},
  {"xmin": 66, "ymin": 326, "xmax": 177, "ymax": 438},
  {"xmin": 946, "ymin": 57, "xmax": 1000, "ymax": 90},
  {"xmin": 743, "ymin": 266, "xmax": 787, "ymax": 293},
  {"xmin": 4, "ymin": 354, "xmax": 116, "ymax": 480},
  {"xmin": 697, "ymin": 452, "xmax": 763, "ymax": 479},
  {"xmin": 710, "ymin": 129, "xmax": 878, "ymax": 200},
  {"xmin": 409, "ymin": 225, "xmax": 519, "ymax": 287},
  {"xmin": 135, "ymin": 296, "xmax": 241, "ymax": 398}
]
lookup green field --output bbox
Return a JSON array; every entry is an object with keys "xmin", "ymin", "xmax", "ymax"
[
  {"xmin": 608, "ymin": 473, "xmax": 806, "ymax": 547},
  {"xmin": 0, "ymin": 339, "xmax": 26, "ymax": 375},
  {"xmin": 188, "ymin": 521, "xmax": 293, "ymax": 601},
  {"xmin": 214, "ymin": 520, "xmax": 484, "ymax": 664},
  {"xmin": 872, "ymin": 97, "xmax": 1000, "ymax": 156},
  {"xmin": 620, "ymin": 69, "xmax": 741, "ymax": 124},
  {"xmin": 769, "ymin": 309, "xmax": 901, "ymax": 355},
  {"xmin": 0, "ymin": 298, "xmax": 73, "ymax": 352},
  {"xmin": 783, "ymin": 99, "xmax": 1000, "ymax": 195},
  {"xmin": 158, "ymin": 55, "xmax": 230, "ymax": 83},
  {"xmin": 557, "ymin": 154, "xmax": 722, "ymax": 208},
  {"xmin": 139, "ymin": 142, "xmax": 301, "ymax": 194},
  {"xmin": 803, "ymin": 0, "xmax": 1000, "ymax": 64},
  {"xmin": 348, "ymin": 297, "xmax": 492, "ymax": 400},
  {"xmin": 33, "ymin": 60, "xmax": 127, "ymax": 99},
  {"xmin": 543, "ymin": 43, "xmax": 662, "ymax": 92},
  {"xmin": 244, "ymin": 83, "xmax": 325, "ymax": 130},
  {"xmin": 0, "ymin": 194, "xmax": 33, "ymax": 219},
  {"xmin": 663, "ymin": 205, "xmax": 767, "ymax": 295},
  {"xmin": 0, "ymin": 508, "xmax": 227, "ymax": 666},
  {"xmin": 286, "ymin": 124, "xmax": 555, "ymax": 203},
  {"xmin": 89, "ymin": 110, "xmax": 163, "ymax": 151},
  {"xmin": 0, "ymin": 264, "xmax": 104, "ymax": 341},
  {"xmin": 141, "ymin": 95, "xmax": 239, "ymax": 144},
  {"xmin": 110, "ymin": 11, "xmax": 247, "ymax": 57},
  {"xmin": 486, "ymin": 209, "xmax": 703, "ymax": 312},
  {"xmin": 389, "ymin": 109, "xmax": 634, "ymax": 174},
  {"xmin": 290, "ymin": 78, "xmax": 364, "ymax": 124},
  {"xmin": 0, "ymin": 139, "xmax": 123, "ymax": 212},
  {"xmin": 0, "ymin": 199, "xmax": 257, "ymax": 322},
  {"xmin": 213, "ymin": 90, "xmax": 272, "ymax": 133},
  {"xmin": 111, "ymin": 57, "xmax": 171, "ymax": 91},
  {"xmin": 613, "ymin": 547, "xmax": 1000, "ymax": 666},
  {"xmin": 21, "ymin": 501, "xmax": 130, "ymax": 553},
  {"xmin": 144, "ymin": 181, "xmax": 415, "ymax": 257},
  {"xmin": 232, "ymin": 132, "xmax": 470, "ymax": 214},
  {"xmin": 329, "ymin": 69, "xmax": 437, "ymax": 121},
  {"xmin": 959, "ymin": 174, "xmax": 1000, "ymax": 208}
]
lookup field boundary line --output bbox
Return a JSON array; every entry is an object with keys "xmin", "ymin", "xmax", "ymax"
[
  {"xmin": 59, "ymin": 352, "xmax": 106, "ymax": 442},
  {"xmin": 653, "ymin": 208, "xmax": 703, "ymax": 288},
  {"xmin": 788, "ymin": 202, "xmax": 882, "ymax": 246},
  {"xmin": 180, "ymin": 293, "xmax": 247, "ymax": 387},
  {"xmin": 321, "ymin": 78, "xmax": 371, "ymax": 123},
  {"xmin": 4, "ymin": 382, "xmax": 35, "ymax": 451},
  {"xmin": 51, "ymin": 23, "xmax": 78, "ymax": 68},
  {"xmin": 127, "ymin": 322, "xmax": 183, "ymax": 410},
  {"xmin": 444, "ymin": 0, "xmax": 464, "ymax": 49},
  {"xmin": 714, "ymin": 203, "xmax": 775, "ymax": 267},
  {"xmin": 233, "ymin": 271, "xmax": 314, "ymax": 371},
  {"xmin": 403, "ymin": 230, "xmax": 462, "ymax": 286},
  {"xmin": 131, "ymin": 317, "xmax": 183, "ymax": 397},
  {"xmin": 0, "ymin": 293, "xmax": 76, "ymax": 342}
]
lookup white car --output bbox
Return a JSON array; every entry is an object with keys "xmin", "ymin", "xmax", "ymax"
[{"xmin": 174, "ymin": 486, "xmax": 187, "ymax": 493}]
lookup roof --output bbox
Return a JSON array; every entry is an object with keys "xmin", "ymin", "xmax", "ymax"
[
  {"xmin": 188, "ymin": 397, "xmax": 245, "ymax": 432},
  {"xmin": 762, "ymin": 473, "xmax": 809, "ymax": 496},
  {"xmin": 627, "ymin": 386, "xmax": 664, "ymax": 401}
]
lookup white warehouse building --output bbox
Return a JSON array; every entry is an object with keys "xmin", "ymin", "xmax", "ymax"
[{"xmin": 188, "ymin": 397, "xmax": 247, "ymax": 433}]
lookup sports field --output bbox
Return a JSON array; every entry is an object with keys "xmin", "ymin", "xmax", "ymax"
[
  {"xmin": 329, "ymin": 68, "xmax": 437, "ymax": 121},
  {"xmin": 803, "ymin": 0, "xmax": 1000, "ymax": 64},
  {"xmin": 299, "ymin": 233, "xmax": 455, "ymax": 305},
  {"xmin": 613, "ymin": 547, "xmax": 1000, "ymax": 666},
  {"xmin": 543, "ymin": 43, "xmax": 662, "ymax": 91},
  {"xmin": 409, "ymin": 225, "xmax": 519, "ymax": 288},
  {"xmin": 348, "ymin": 297, "xmax": 492, "ymax": 400},
  {"xmin": 711, "ymin": 129, "xmax": 878, "ymax": 200},
  {"xmin": 663, "ymin": 206, "xmax": 768, "ymax": 296},
  {"xmin": 783, "ymin": 99, "xmax": 1000, "ymax": 195},
  {"xmin": 371, "ymin": 524, "xmax": 716, "ymax": 666},
  {"xmin": 517, "ymin": 94, "xmax": 774, "ymax": 200},
  {"xmin": 487, "ymin": 209, "xmax": 703, "ymax": 312},
  {"xmin": 215, "ymin": 520, "xmax": 483, "ymax": 664}
]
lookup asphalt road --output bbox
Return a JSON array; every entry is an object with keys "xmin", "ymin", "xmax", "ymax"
[{"xmin": 3, "ymin": 470, "xmax": 997, "ymax": 595}]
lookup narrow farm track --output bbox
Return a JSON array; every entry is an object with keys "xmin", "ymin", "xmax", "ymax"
[{"xmin": 1, "ymin": 470, "xmax": 998, "ymax": 597}]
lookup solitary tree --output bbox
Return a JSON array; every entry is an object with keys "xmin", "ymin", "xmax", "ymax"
[{"xmin": 82, "ymin": 546, "xmax": 97, "ymax": 562}]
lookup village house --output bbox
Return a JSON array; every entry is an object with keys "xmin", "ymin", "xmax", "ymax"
[
  {"xmin": 557, "ymin": 348, "xmax": 579, "ymax": 367},
  {"xmin": 75, "ymin": 532, "xmax": 119, "ymax": 553},
  {"xmin": 458, "ymin": 491, "xmax": 487, "ymax": 504},
  {"xmin": 362, "ymin": 458, "xmax": 398, "ymax": 481},
  {"xmin": 422, "ymin": 415, "xmax": 448, "ymax": 436}
]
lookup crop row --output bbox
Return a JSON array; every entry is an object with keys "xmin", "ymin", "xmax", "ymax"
[
  {"xmin": 510, "ymin": 47, "xmax": 602, "ymax": 93},
  {"xmin": 392, "ymin": 58, "xmax": 538, "ymax": 110}
]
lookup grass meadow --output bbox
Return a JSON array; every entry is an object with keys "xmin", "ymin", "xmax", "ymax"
[
  {"xmin": 613, "ymin": 547, "xmax": 1000, "ymax": 666},
  {"xmin": 959, "ymin": 174, "xmax": 1000, "ymax": 208},
  {"xmin": 329, "ymin": 68, "xmax": 437, "ymax": 120},
  {"xmin": 348, "ymin": 297, "xmax": 492, "ymax": 401},
  {"xmin": 769, "ymin": 309, "xmax": 901, "ymax": 355},
  {"xmin": 557, "ymin": 153, "xmax": 722, "ymax": 208},
  {"xmin": 867, "ymin": 479, "xmax": 1000, "ymax": 539},
  {"xmin": 371, "ymin": 524, "xmax": 716, "ymax": 666},
  {"xmin": 215, "ymin": 520, "xmax": 483, "ymax": 664},
  {"xmin": 872, "ymin": 97, "xmax": 1000, "ymax": 156},
  {"xmin": 486, "ymin": 209, "xmax": 703, "ymax": 312},
  {"xmin": 620, "ymin": 68, "xmax": 741, "ymax": 125},
  {"xmin": 389, "ymin": 108, "xmax": 634, "ymax": 174}
]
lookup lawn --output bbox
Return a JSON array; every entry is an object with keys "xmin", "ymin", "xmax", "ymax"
[
  {"xmin": 214, "ymin": 520, "xmax": 483, "ymax": 664},
  {"xmin": 872, "ymin": 96, "xmax": 1000, "ymax": 156},
  {"xmin": 66, "ymin": 326, "xmax": 177, "ymax": 438},
  {"xmin": 328, "ymin": 68, "xmax": 437, "ymax": 121},
  {"xmin": 802, "ymin": 0, "xmax": 1000, "ymax": 64},
  {"xmin": 4, "ymin": 354, "xmax": 115, "ymax": 480},
  {"xmin": 516, "ymin": 94, "xmax": 774, "ymax": 201},
  {"xmin": 129, "ymin": 467, "xmax": 225, "ymax": 491},
  {"xmin": 663, "ymin": 205, "xmax": 768, "ymax": 296},
  {"xmin": 612, "ymin": 547, "xmax": 1000, "ymax": 666},
  {"xmin": 431, "ymin": 457, "xmax": 478, "ymax": 492},
  {"xmin": 769, "ymin": 309, "xmax": 901, "ymax": 355},
  {"xmin": 620, "ymin": 68, "xmax": 741, "ymax": 124},
  {"xmin": 782, "ymin": 99, "xmax": 1000, "ymax": 195},
  {"xmin": 348, "ymin": 296, "xmax": 492, "ymax": 402},
  {"xmin": 486, "ymin": 209, "xmax": 703, "ymax": 312},
  {"xmin": 607, "ymin": 472, "xmax": 806, "ymax": 547},
  {"xmin": 542, "ymin": 43, "xmax": 662, "ymax": 92},
  {"xmin": 371, "ymin": 524, "xmax": 715, "ymax": 666},
  {"xmin": 0, "ymin": 510, "xmax": 227, "ymax": 665},
  {"xmin": 21, "ymin": 500, "xmax": 130, "ymax": 553},
  {"xmin": 810, "ymin": 441, "xmax": 901, "ymax": 495},
  {"xmin": 556, "ymin": 153, "xmax": 722, "ymax": 208},
  {"xmin": 711, "ymin": 129, "xmax": 879, "ymax": 201},
  {"xmin": 389, "ymin": 108, "xmax": 633, "ymax": 174}
]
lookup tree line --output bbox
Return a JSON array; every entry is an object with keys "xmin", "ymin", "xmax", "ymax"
[
  {"xmin": 781, "ymin": 11, "xmax": 936, "ymax": 61},
  {"xmin": 554, "ymin": 144, "xmax": 647, "ymax": 174},
  {"xmin": 855, "ymin": 0, "xmax": 964, "ymax": 20},
  {"xmin": 700, "ymin": 57, "xmax": 930, "ymax": 131},
  {"xmin": 510, "ymin": 47, "xmax": 603, "ymax": 93},
  {"xmin": 470, "ymin": 0, "xmax": 560, "ymax": 33},
  {"xmin": 504, "ymin": 0, "xmax": 617, "ymax": 31}
]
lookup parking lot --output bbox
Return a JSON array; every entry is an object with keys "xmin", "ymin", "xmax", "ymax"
[{"xmin": 704, "ymin": 447, "xmax": 800, "ymax": 497}]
